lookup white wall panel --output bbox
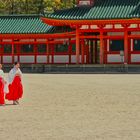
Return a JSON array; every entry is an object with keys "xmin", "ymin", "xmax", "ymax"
[
  {"xmin": 54, "ymin": 55, "xmax": 69, "ymax": 63},
  {"xmin": 20, "ymin": 56, "xmax": 35, "ymax": 63},
  {"xmin": 37, "ymin": 55, "xmax": 47, "ymax": 63},
  {"xmin": 3, "ymin": 56, "xmax": 12, "ymax": 63},
  {"xmin": 107, "ymin": 54, "xmax": 124, "ymax": 63},
  {"xmin": 131, "ymin": 54, "xmax": 140, "ymax": 62}
]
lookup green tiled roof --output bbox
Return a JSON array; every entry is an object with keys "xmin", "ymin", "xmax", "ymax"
[
  {"xmin": 45, "ymin": 0, "xmax": 140, "ymax": 20},
  {"xmin": 0, "ymin": 15, "xmax": 72, "ymax": 34}
]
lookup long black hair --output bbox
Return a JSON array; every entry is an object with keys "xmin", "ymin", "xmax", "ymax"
[{"xmin": 14, "ymin": 61, "xmax": 20, "ymax": 65}]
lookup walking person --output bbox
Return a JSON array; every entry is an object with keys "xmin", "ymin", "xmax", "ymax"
[
  {"xmin": 6, "ymin": 62, "xmax": 23, "ymax": 105},
  {"xmin": 0, "ymin": 64, "xmax": 7, "ymax": 106}
]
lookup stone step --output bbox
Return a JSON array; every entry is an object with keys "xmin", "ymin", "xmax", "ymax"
[{"xmin": 2, "ymin": 64, "xmax": 140, "ymax": 74}]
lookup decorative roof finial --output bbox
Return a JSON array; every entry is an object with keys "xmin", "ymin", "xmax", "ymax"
[{"xmin": 77, "ymin": 0, "xmax": 94, "ymax": 7}]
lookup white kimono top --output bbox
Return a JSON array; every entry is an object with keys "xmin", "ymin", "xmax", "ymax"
[
  {"xmin": 0, "ymin": 69, "xmax": 9, "ymax": 93},
  {"xmin": 0, "ymin": 69, "xmax": 4, "ymax": 80},
  {"xmin": 8, "ymin": 67, "xmax": 22, "ymax": 84}
]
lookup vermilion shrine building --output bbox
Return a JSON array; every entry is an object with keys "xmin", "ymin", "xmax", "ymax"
[{"xmin": 0, "ymin": 0, "xmax": 140, "ymax": 64}]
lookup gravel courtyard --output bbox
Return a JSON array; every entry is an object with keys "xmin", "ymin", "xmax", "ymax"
[{"xmin": 0, "ymin": 74, "xmax": 140, "ymax": 140}]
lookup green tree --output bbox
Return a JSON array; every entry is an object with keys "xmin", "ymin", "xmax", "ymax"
[{"xmin": 0, "ymin": 0, "xmax": 77, "ymax": 14}]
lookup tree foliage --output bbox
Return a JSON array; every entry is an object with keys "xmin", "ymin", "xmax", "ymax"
[{"xmin": 0, "ymin": 0, "xmax": 77, "ymax": 14}]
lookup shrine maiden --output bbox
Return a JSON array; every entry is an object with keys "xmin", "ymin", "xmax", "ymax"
[
  {"xmin": 0, "ymin": 64, "xmax": 7, "ymax": 106},
  {"xmin": 6, "ymin": 62, "xmax": 23, "ymax": 105}
]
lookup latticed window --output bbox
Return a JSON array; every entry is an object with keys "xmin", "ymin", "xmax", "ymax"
[
  {"xmin": 133, "ymin": 39, "xmax": 140, "ymax": 51},
  {"xmin": 110, "ymin": 40, "xmax": 124, "ymax": 51},
  {"xmin": 37, "ymin": 44, "xmax": 46, "ymax": 53},
  {"xmin": 72, "ymin": 44, "xmax": 76, "ymax": 52},
  {"xmin": 4, "ymin": 44, "xmax": 17, "ymax": 54},
  {"xmin": 21, "ymin": 44, "xmax": 34, "ymax": 53},
  {"xmin": 55, "ymin": 44, "xmax": 68, "ymax": 53}
]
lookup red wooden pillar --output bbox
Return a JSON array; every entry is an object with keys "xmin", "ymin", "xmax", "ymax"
[
  {"xmin": 76, "ymin": 27, "xmax": 80, "ymax": 64},
  {"xmin": 86, "ymin": 46, "xmax": 88, "ymax": 64},
  {"xmin": 123, "ymin": 26, "xmax": 129, "ymax": 64},
  {"xmin": 94, "ymin": 40, "xmax": 98, "ymax": 64},
  {"xmin": 47, "ymin": 40, "xmax": 50, "ymax": 64},
  {"xmin": 12, "ymin": 39, "xmax": 14, "ymax": 64},
  {"xmin": 52, "ymin": 45, "xmax": 55, "ymax": 64},
  {"xmin": 51, "ymin": 42, "xmax": 54, "ymax": 64},
  {"xmin": 68, "ymin": 38, "xmax": 72, "ymax": 64},
  {"xmin": 100, "ymin": 31, "xmax": 104, "ymax": 64},
  {"xmin": 17, "ymin": 44, "xmax": 20, "ymax": 62},
  {"xmin": 98, "ymin": 25, "xmax": 105, "ymax": 64},
  {"xmin": 86, "ymin": 42, "xmax": 89, "ymax": 64},
  {"xmin": 34, "ymin": 39, "xmax": 37, "ymax": 64},
  {"xmin": 81, "ymin": 39, "xmax": 85, "ymax": 64},
  {"xmin": 104, "ymin": 35, "xmax": 107, "ymax": 64},
  {"xmin": 49, "ymin": 42, "xmax": 52, "ymax": 64},
  {"xmin": 93, "ymin": 40, "xmax": 95, "ymax": 63},
  {"xmin": 128, "ymin": 35, "xmax": 131, "ymax": 64},
  {"xmin": 1, "ymin": 42, "xmax": 4, "ymax": 64}
]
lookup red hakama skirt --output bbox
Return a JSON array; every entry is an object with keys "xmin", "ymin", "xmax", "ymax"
[
  {"xmin": 0, "ymin": 77, "xmax": 5, "ymax": 105},
  {"xmin": 6, "ymin": 76, "xmax": 23, "ymax": 101}
]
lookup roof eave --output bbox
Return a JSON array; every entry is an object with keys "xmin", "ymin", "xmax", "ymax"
[{"xmin": 41, "ymin": 17, "xmax": 140, "ymax": 26}]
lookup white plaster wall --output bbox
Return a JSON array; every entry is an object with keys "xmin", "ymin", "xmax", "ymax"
[
  {"xmin": 2, "ymin": 55, "xmax": 86, "ymax": 64},
  {"xmin": 54, "ymin": 55, "xmax": 69, "ymax": 63},
  {"xmin": 71, "ymin": 55, "xmax": 76, "ymax": 63},
  {"xmin": 3, "ymin": 56, "xmax": 12, "ymax": 63},
  {"xmin": 107, "ymin": 54, "xmax": 124, "ymax": 63},
  {"xmin": 131, "ymin": 54, "xmax": 140, "ymax": 62},
  {"xmin": 14, "ymin": 56, "xmax": 18, "ymax": 62},
  {"xmin": 71, "ymin": 55, "xmax": 83, "ymax": 63},
  {"xmin": 2, "ymin": 56, "xmax": 18, "ymax": 63},
  {"xmin": 20, "ymin": 56, "xmax": 35, "ymax": 63},
  {"xmin": 131, "ymin": 32, "xmax": 140, "ymax": 35},
  {"xmin": 37, "ymin": 55, "xmax": 47, "ymax": 63}
]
